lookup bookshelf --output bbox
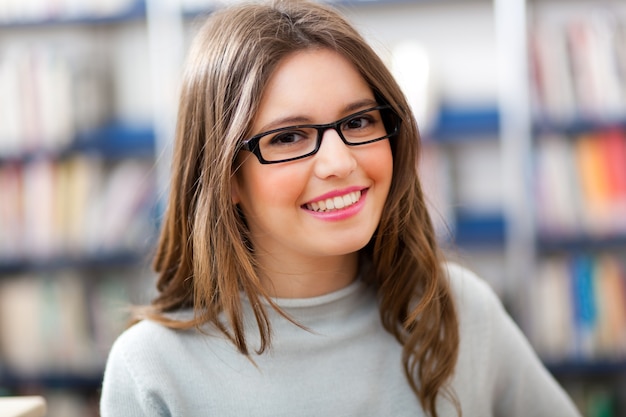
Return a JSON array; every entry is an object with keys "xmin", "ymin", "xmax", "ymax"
[
  {"xmin": 10, "ymin": 0, "xmax": 625, "ymax": 415},
  {"xmin": 0, "ymin": 2, "xmax": 146, "ymax": 26},
  {"xmin": 524, "ymin": 0, "xmax": 626, "ymax": 415},
  {"xmin": 0, "ymin": 1, "xmax": 158, "ymax": 416},
  {"xmin": 423, "ymin": 104, "xmax": 504, "ymax": 248}
]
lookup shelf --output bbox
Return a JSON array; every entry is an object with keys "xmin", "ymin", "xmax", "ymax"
[
  {"xmin": 0, "ymin": 122, "xmax": 155, "ymax": 163},
  {"xmin": 0, "ymin": 250, "xmax": 153, "ymax": 275},
  {"xmin": 546, "ymin": 359, "xmax": 626, "ymax": 378},
  {"xmin": 452, "ymin": 210, "xmax": 506, "ymax": 248},
  {"xmin": 72, "ymin": 121, "xmax": 156, "ymax": 159},
  {"xmin": 426, "ymin": 105, "xmax": 500, "ymax": 143},
  {"xmin": 0, "ymin": 370, "xmax": 103, "ymax": 391},
  {"xmin": 537, "ymin": 234, "xmax": 626, "ymax": 254},
  {"xmin": 330, "ymin": 0, "xmax": 446, "ymax": 6},
  {"xmin": 0, "ymin": 1, "xmax": 146, "ymax": 27},
  {"xmin": 183, "ymin": 0, "xmax": 451, "ymax": 17},
  {"xmin": 533, "ymin": 116, "xmax": 626, "ymax": 137}
]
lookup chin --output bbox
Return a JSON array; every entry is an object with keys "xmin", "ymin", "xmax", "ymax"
[{"xmin": 317, "ymin": 235, "xmax": 372, "ymax": 257}]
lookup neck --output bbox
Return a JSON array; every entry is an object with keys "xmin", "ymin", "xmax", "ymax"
[{"xmin": 255, "ymin": 251, "xmax": 360, "ymax": 299}]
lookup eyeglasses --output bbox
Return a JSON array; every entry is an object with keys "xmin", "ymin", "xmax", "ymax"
[{"xmin": 240, "ymin": 105, "xmax": 400, "ymax": 164}]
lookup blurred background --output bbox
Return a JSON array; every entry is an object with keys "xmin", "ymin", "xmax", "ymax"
[{"xmin": 1, "ymin": 0, "xmax": 625, "ymax": 415}]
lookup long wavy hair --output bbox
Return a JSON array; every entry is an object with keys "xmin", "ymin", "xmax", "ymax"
[{"xmin": 141, "ymin": 1, "xmax": 460, "ymax": 415}]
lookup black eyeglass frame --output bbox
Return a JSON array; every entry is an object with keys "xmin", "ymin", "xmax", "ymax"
[{"xmin": 240, "ymin": 105, "xmax": 401, "ymax": 164}]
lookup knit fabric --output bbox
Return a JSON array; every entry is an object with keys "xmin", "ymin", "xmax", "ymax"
[{"xmin": 100, "ymin": 264, "xmax": 581, "ymax": 416}]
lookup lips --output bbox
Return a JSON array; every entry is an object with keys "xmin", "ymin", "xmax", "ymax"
[{"xmin": 304, "ymin": 190, "xmax": 362, "ymax": 212}]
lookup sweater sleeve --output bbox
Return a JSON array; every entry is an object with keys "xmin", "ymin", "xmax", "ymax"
[
  {"xmin": 489, "ymin": 293, "xmax": 582, "ymax": 417},
  {"xmin": 446, "ymin": 263, "xmax": 581, "ymax": 417}
]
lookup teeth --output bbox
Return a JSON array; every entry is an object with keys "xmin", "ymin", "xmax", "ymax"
[{"xmin": 305, "ymin": 190, "xmax": 362, "ymax": 212}]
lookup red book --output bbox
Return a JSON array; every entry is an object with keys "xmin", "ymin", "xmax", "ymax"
[{"xmin": 601, "ymin": 128, "xmax": 626, "ymax": 202}]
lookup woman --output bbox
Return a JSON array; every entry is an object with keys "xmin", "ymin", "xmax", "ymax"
[{"xmin": 100, "ymin": 1, "xmax": 580, "ymax": 416}]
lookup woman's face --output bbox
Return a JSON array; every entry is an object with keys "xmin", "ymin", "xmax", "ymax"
[{"xmin": 233, "ymin": 48, "xmax": 393, "ymax": 269}]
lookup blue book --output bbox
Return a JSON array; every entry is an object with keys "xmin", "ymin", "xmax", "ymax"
[{"xmin": 569, "ymin": 255, "xmax": 598, "ymax": 358}]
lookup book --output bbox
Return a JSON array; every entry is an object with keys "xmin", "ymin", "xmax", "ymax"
[
  {"xmin": 0, "ymin": 396, "xmax": 46, "ymax": 417},
  {"xmin": 0, "ymin": 275, "xmax": 46, "ymax": 375},
  {"xmin": 566, "ymin": 14, "xmax": 626, "ymax": 120},
  {"xmin": 22, "ymin": 159, "xmax": 56, "ymax": 259},
  {"xmin": 64, "ymin": 154, "xmax": 105, "ymax": 255},
  {"xmin": 599, "ymin": 129, "xmax": 626, "ymax": 232},
  {"xmin": 0, "ymin": 155, "xmax": 156, "ymax": 261},
  {"xmin": 530, "ymin": 10, "xmax": 626, "ymax": 123},
  {"xmin": 96, "ymin": 159, "xmax": 156, "ymax": 251},
  {"xmin": 0, "ymin": 268, "xmax": 147, "ymax": 375},
  {"xmin": 533, "ymin": 257, "xmax": 574, "ymax": 360},
  {"xmin": 529, "ymin": 22, "xmax": 577, "ymax": 122},
  {"xmin": 0, "ymin": 163, "xmax": 24, "ymax": 261},
  {"xmin": 593, "ymin": 255, "xmax": 626, "ymax": 357},
  {"xmin": 534, "ymin": 134, "xmax": 582, "ymax": 236},
  {"xmin": 534, "ymin": 254, "xmax": 626, "ymax": 361},
  {"xmin": 0, "ymin": 43, "xmax": 115, "ymax": 157},
  {"xmin": 574, "ymin": 133, "xmax": 613, "ymax": 236},
  {"xmin": 569, "ymin": 255, "xmax": 598, "ymax": 358}
]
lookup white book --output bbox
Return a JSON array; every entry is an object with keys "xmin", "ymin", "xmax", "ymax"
[
  {"xmin": 567, "ymin": 14, "xmax": 626, "ymax": 119},
  {"xmin": 0, "ymin": 276, "xmax": 46, "ymax": 374},
  {"xmin": 534, "ymin": 134, "xmax": 582, "ymax": 236},
  {"xmin": 0, "ymin": 47, "xmax": 23, "ymax": 156},
  {"xmin": 98, "ymin": 160, "xmax": 154, "ymax": 250},
  {"xmin": 0, "ymin": 396, "xmax": 46, "ymax": 417},
  {"xmin": 22, "ymin": 159, "xmax": 56, "ymax": 259},
  {"xmin": 533, "ymin": 258, "xmax": 574, "ymax": 360},
  {"xmin": 531, "ymin": 22, "xmax": 577, "ymax": 122}
]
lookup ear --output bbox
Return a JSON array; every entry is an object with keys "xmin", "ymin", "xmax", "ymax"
[{"xmin": 231, "ymin": 173, "xmax": 241, "ymax": 204}]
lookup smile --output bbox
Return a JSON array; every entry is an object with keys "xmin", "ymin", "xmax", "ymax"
[{"xmin": 304, "ymin": 190, "xmax": 362, "ymax": 212}]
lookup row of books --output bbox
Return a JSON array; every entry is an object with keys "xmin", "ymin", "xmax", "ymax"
[
  {"xmin": 534, "ymin": 128, "xmax": 626, "ymax": 239},
  {"xmin": 0, "ymin": 155, "xmax": 157, "ymax": 262},
  {"xmin": 0, "ymin": 0, "xmax": 137, "ymax": 22},
  {"xmin": 32, "ymin": 391, "xmax": 98, "ymax": 417},
  {"xmin": 562, "ymin": 380, "xmax": 624, "ymax": 417},
  {"xmin": 0, "ymin": 44, "xmax": 111, "ymax": 157},
  {"xmin": 531, "ymin": 254, "xmax": 626, "ymax": 362},
  {"xmin": 0, "ymin": 267, "xmax": 154, "ymax": 378},
  {"xmin": 530, "ymin": 8, "xmax": 626, "ymax": 123}
]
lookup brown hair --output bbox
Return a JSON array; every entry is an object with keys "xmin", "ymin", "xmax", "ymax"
[{"xmin": 141, "ymin": 1, "xmax": 459, "ymax": 415}]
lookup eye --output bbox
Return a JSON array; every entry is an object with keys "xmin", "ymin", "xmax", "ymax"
[
  {"xmin": 267, "ymin": 130, "xmax": 309, "ymax": 146},
  {"xmin": 343, "ymin": 114, "xmax": 376, "ymax": 131}
]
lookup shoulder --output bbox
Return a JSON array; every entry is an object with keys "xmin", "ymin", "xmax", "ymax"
[
  {"xmin": 442, "ymin": 261, "xmax": 511, "ymax": 340},
  {"xmin": 107, "ymin": 317, "xmax": 203, "ymax": 372},
  {"xmin": 102, "ymin": 315, "xmax": 227, "ymax": 415},
  {"xmin": 112, "ymin": 319, "xmax": 180, "ymax": 353},
  {"xmin": 103, "ymin": 317, "xmax": 217, "ymax": 396},
  {"xmin": 443, "ymin": 262, "xmax": 502, "ymax": 316},
  {"xmin": 106, "ymin": 321, "xmax": 170, "ymax": 369}
]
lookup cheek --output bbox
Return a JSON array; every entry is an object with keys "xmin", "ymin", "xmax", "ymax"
[
  {"xmin": 361, "ymin": 141, "xmax": 394, "ymax": 188},
  {"xmin": 236, "ymin": 163, "xmax": 307, "ymax": 214}
]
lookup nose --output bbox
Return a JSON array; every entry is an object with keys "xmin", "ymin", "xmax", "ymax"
[{"xmin": 312, "ymin": 128, "xmax": 357, "ymax": 179}]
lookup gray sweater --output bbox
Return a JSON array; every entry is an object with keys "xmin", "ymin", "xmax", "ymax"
[{"xmin": 100, "ymin": 264, "xmax": 581, "ymax": 416}]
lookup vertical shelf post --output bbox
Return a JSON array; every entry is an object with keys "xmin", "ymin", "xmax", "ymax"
[
  {"xmin": 146, "ymin": 0, "xmax": 186, "ymax": 211},
  {"xmin": 493, "ymin": 0, "xmax": 536, "ymax": 328}
]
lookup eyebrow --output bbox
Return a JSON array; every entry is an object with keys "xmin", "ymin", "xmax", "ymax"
[{"xmin": 256, "ymin": 98, "xmax": 379, "ymax": 133}]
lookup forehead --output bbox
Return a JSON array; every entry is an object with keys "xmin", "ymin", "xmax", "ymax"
[{"xmin": 252, "ymin": 48, "xmax": 375, "ymax": 131}]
